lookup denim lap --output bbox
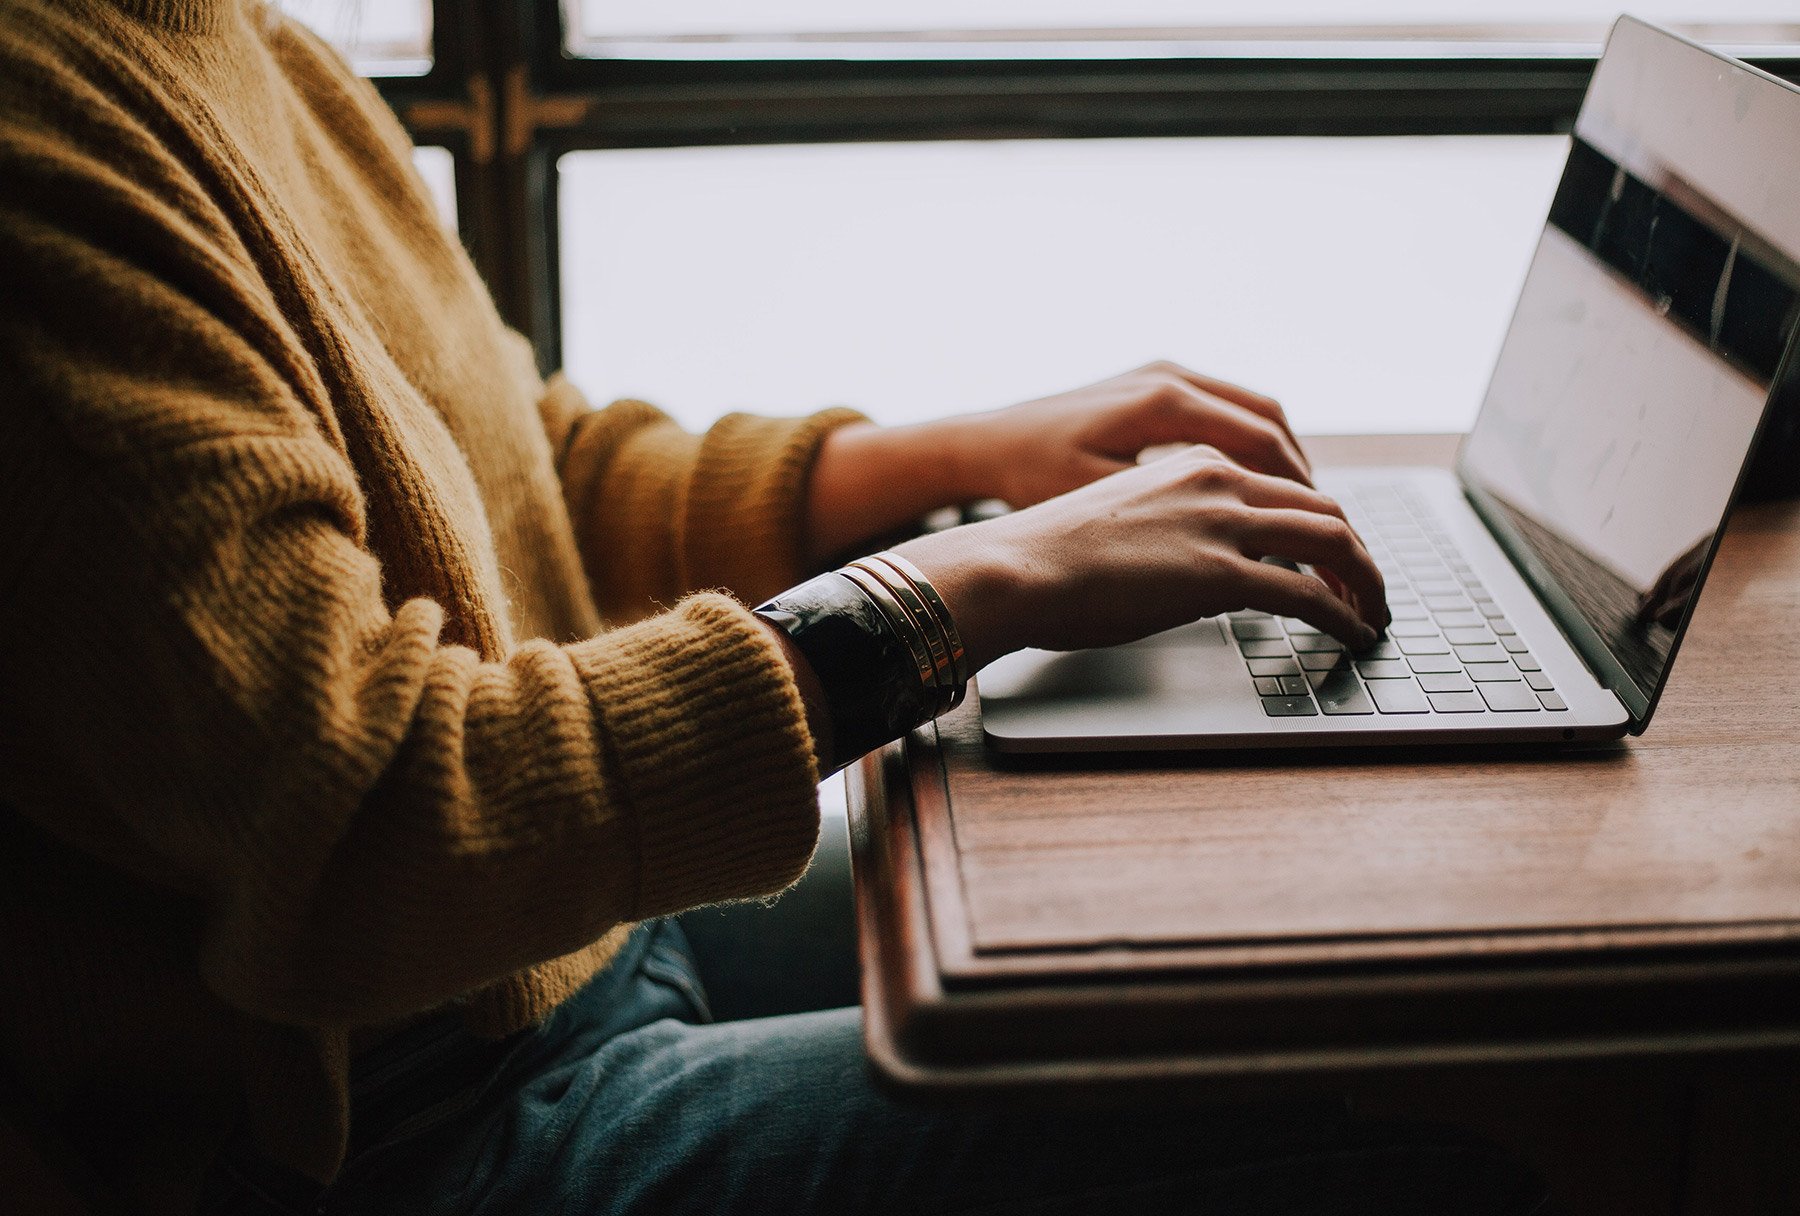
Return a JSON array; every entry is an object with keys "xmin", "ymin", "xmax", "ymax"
[{"xmin": 272, "ymin": 921, "xmax": 1547, "ymax": 1216}]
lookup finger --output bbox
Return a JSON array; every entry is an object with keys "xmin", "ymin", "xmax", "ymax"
[
  {"xmin": 1153, "ymin": 381, "xmax": 1313, "ymax": 487},
  {"xmin": 1231, "ymin": 470, "xmax": 1352, "ymax": 521},
  {"xmin": 1226, "ymin": 474, "xmax": 1383, "ymax": 617},
  {"xmin": 1232, "ymin": 508, "xmax": 1388, "ymax": 631},
  {"xmin": 1144, "ymin": 361, "xmax": 1308, "ymax": 471},
  {"xmin": 1227, "ymin": 559, "xmax": 1378, "ymax": 650}
]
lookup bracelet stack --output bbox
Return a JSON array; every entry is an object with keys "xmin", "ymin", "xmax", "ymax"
[
  {"xmin": 838, "ymin": 552, "xmax": 969, "ymax": 719},
  {"xmin": 753, "ymin": 551, "xmax": 969, "ymax": 765}
]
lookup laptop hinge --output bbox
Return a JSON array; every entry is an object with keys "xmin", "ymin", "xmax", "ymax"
[{"xmin": 1458, "ymin": 480, "xmax": 1652, "ymax": 732}]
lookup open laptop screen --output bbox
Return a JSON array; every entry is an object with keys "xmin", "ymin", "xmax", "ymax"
[{"xmin": 1458, "ymin": 17, "xmax": 1800, "ymax": 713}]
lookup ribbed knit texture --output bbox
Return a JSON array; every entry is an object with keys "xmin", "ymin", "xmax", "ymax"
[{"xmin": 0, "ymin": 0, "xmax": 857, "ymax": 1207}]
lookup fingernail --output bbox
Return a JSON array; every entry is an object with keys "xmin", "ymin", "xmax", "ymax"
[{"xmin": 1358, "ymin": 624, "xmax": 1379, "ymax": 649}]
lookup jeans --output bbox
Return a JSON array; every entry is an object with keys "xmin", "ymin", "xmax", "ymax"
[{"xmin": 202, "ymin": 821, "xmax": 1546, "ymax": 1216}]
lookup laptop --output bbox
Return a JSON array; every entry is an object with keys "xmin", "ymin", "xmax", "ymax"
[{"xmin": 979, "ymin": 16, "xmax": 1800, "ymax": 753}]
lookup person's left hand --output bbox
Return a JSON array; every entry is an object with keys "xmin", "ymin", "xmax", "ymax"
[{"xmin": 959, "ymin": 361, "xmax": 1312, "ymax": 510}]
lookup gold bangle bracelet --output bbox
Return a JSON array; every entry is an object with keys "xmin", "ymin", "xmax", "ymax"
[
  {"xmin": 846, "ymin": 558, "xmax": 955, "ymax": 704},
  {"xmin": 866, "ymin": 551, "xmax": 969, "ymax": 689},
  {"xmin": 847, "ymin": 561, "xmax": 955, "ymax": 719},
  {"xmin": 852, "ymin": 555, "xmax": 966, "ymax": 716},
  {"xmin": 849, "ymin": 561, "xmax": 964, "ymax": 715},
  {"xmin": 836, "ymin": 565, "xmax": 940, "ymax": 703}
]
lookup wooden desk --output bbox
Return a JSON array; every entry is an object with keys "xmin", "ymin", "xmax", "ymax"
[{"xmin": 847, "ymin": 434, "xmax": 1800, "ymax": 1214}]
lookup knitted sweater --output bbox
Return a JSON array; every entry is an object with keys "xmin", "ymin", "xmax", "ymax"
[{"xmin": 0, "ymin": 0, "xmax": 861, "ymax": 1208}]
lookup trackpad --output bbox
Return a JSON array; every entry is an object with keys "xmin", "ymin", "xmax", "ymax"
[{"xmin": 977, "ymin": 618, "xmax": 1237, "ymax": 703}]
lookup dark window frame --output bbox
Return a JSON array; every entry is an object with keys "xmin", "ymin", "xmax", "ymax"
[{"xmin": 378, "ymin": 0, "xmax": 1800, "ymax": 376}]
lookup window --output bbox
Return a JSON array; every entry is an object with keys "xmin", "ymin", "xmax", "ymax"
[
  {"xmin": 303, "ymin": 3, "xmax": 1799, "ymax": 434},
  {"xmin": 276, "ymin": 0, "xmax": 432, "ymax": 76},
  {"xmin": 564, "ymin": 2, "xmax": 1800, "ymax": 61},
  {"xmin": 559, "ymin": 135, "xmax": 1566, "ymax": 435}
]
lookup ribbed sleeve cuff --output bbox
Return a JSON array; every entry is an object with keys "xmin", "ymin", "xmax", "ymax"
[
  {"xmin": 683, "ymin": 407, "xmax": 869, "ymax": 604},
  {"xmin": 567, "ymin": 593, "xmax": 821, "ymax": 916}
]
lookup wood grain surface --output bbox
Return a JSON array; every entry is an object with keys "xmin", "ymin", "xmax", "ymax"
[
  {"xmin": 909, "ymin": 433, "xmax": 1800, "ymax": 972},
  {"xmin": 848, "ymin": 433, "xmax": 1800, "ymax": 1215}
]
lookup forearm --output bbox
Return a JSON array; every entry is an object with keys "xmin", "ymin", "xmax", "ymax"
[{"xmin": 803, "ymin": 417, "xmax": 996, "ymax": 566}]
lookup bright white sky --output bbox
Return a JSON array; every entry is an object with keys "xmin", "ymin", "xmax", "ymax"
[
  {"xmin": 573, "ymin": 1, "xmax": 1800, "ymax": 38},
  {"xmin": 276, "ymin": 0, "xmax": 429, "ymax": 51},
  {"xmin": 559, "ymin": 135, "xmax": 1568, "ymax": 436},
  {"xmin": 281, "ymin": 1, "xmax": 1798, "ymax": 59}
]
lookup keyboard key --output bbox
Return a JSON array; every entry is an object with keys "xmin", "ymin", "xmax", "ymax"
[
  {"xmin": 1230, "ymin": 610, "xmax": 1272, "ymax": 620},
  {"xmin": 1397, "ymin": 635, "xmax": 1451, "ymax": 655},
  {"xmin": 1355, "ymin": 639, "xmax": 1403, "ymax": 660},
  {"xmin": 1525, "ymin": 672, "xmax": 1556, "ymax": 691},
  {"xmin": 1254, "ymin": 677, "xmax": 1284, "ymax": 696},
  {"xmin": 1291, "ymin": 635, "xmax": 1344, "ymax": 653},
  {"xmin": 1418, "ymin": 672, "xmax": 1475, "ymax": 693},
  {"xmin": 1453, "ymin": 643, "xmax": 1509, "ymax": 664},
  {"xmin": 1512, "ymin": 653, "xmax": 1542, "ymax": 672},
  {"xmin": 1433, "ymin": 611, "xmax": 1486, "ymax": 629},
  {"xmin": 1428, "ymin": 691, "xmax": 1488, "ymax": 713},
  {"xmin": 1479, "ymin": 682, "xmax": 1542, "ymax": 712},
  {"xmin": 1356, "ymin": 659, "xmax": 1412, "ymax": 679},
  {"xmin": 1261, "ymin": 694, "xmax": 1317, "ymax": 716},
  {"xmin": 1444, "ymin": 627, "xmax": 1492, "ymax": 645},
  {"xmin": 1478, "ymin": 602, "xmax": 1507, "ymax": 619},
  {"xmin": 1466, "ymin": 662, "xmax": 1522, "ymax": 682},
  {"xmin": 1538, "ymin": 692, "xmax": 1568, "ymax": 711},
  {"xmin": 1299, "ymin": 651, "xmax": 1349, "ymax": 671},
  {"xmin": 1240, "ymin": 640, "xmax": 1293, "ymax": 658},
  {"xmin": 1416, "ymin": 582, "xmax": 1463, "ymax": 597},
  {"xmin": 1487, "ymin": 615, "xmax": 1516, "ymax": 634},
  {"xmin": 1280, "ymin": 675, "xmax": 1310, "ymax": 695},
  {"xmin": 1407, "ymin": 654, "xmax": 1463, "ymax": 674},
  {"xmin": 1281, "ymin": 619, "xmax": 1322, "ymax": 635},
  {"xmin": 1248, "ymin": 657, "xmax": 1302, "ymax": 677},
  {"xmin": 1424, "ymin": 595, "xmax": 1472, "ymax": 611},
  {"xmin": 1500, "ymin": 635, "xmax": 1530, "ymax": 653},
  {"xmin": 1367, "ymin": 679, "xmax": 1430, "ymax": 714},
  {"xmin": 1461, "ymin": 580, "xmax": 1487, "ymax": 595},
  {"xmin": 1389, "ymin": 604, "xmax": 1430, "ymax": 620},
  {"xmin": 1232, "ymin": 619, "xmax": 1287, "ymax": 640},
  {"xmin": 1391, "ymin": 620, "xmax": 1442, "ymax": 637},
  {"xmin": 1310, "ymin": 668, "xmax": 1375, "ymax": 715},
  {"xmin": 1385, "ymin": 589, "xmax": 1420, "ymax": 604}
]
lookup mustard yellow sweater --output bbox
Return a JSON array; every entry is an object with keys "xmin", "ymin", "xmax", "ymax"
[{"xmin": 0, "ymin": 0, "xmax": 861, "ymax": 1207}]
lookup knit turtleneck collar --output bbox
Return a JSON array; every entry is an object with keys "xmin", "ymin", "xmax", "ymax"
[{"xmin": 105, "ymin": 0, "xmax": 235, "ymax": 34}]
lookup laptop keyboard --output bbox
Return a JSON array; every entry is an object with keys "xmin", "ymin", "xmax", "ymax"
[{"xmin": 1231, "ymin": 485, "xmax": 1566, "ymax": 718}]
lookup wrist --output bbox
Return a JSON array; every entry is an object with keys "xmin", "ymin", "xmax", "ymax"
[{"xmin": 891, "ymin": 522, "xmax": 1030, "ymax": 675}]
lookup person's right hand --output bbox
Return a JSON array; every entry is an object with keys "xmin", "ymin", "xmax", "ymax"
[{"xmin": 893, "ymin": 445, "xmax": 1388, "ymax": 674}]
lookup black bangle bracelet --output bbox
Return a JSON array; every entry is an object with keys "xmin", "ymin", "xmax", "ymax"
[{"xmin": 754, "ymin": 572, "xmax": 939, "ymax": 764}]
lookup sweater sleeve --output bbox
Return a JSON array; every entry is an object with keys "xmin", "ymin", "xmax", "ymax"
[
  {"xmin": 0, "ymin": 37, "xmax": 819, "ymax": 1028},
  {"xmin": 538, "ymin": 375, "xmax": 868, "ymax": 622}
]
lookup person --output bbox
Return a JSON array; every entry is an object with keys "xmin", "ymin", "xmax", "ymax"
[{"xmin": 0, "ymin": 2, "xmax": 1543, "ymax": 1214}]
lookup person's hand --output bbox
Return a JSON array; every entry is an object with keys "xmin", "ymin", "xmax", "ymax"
[
  {"xmin": 893, "ymin": 444, "xmax": 1387, "ymax": 674},
  {"xmin": 804, "ymin": 362, "xmax": 1311, "ymax": 565},
  {"xmin": 956, "ymin": 361, "xmax": 1312, "ymax": 509}
]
